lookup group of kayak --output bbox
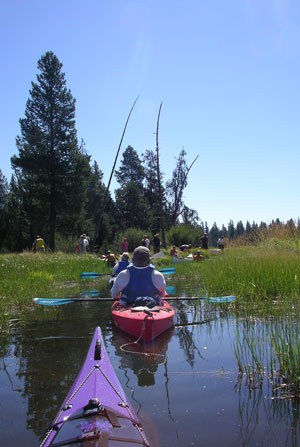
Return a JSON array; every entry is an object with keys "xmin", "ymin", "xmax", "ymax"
[{"xmin": 39, "ymin": 246, "xmax": 176, "ymax": 446}]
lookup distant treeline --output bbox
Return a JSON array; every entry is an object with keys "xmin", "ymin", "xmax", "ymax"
[{"xmin": 0, "ymin": 51, "xmax": 298, "ymax": 253}]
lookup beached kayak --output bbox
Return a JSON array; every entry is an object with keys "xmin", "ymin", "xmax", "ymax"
[
  {"xmin": 111, "ymin": 300, "xmax": 175, "ymax": 343},
  {"xmin": 40, "ymin": 326, "xmax": 150, "ymax": 447}
]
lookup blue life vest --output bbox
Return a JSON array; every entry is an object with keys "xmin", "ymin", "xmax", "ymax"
[
  {"xmin": 114, "ymin": 260, "xmax": 130, "ymax": 275},
  {"xmin": 122, "ymin": 265, "xmax": 159, "ymax": 302}
]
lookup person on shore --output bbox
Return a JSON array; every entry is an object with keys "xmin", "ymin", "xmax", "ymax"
[
  {"xmin": 180, "ymin": 244, "xmax": 192, "ymax": 251},
  {"xmin": 104, "ymin": 250, "xmax": 117, "ymax": 268},
  {"xmin": 193, "ymin": 250, "xmax": 204, "ymax": 261},
  {"xmin": 170, "ymin": 246, "xmax": 178, "ymax": 257},
  {"xmin": 111, "ymin": 246, "xmax": 166, "ymax": 307},
  {"xmin": 200, "ymin": 233, "xmax": 209, "ymax": 249},
  {"xmin": 144, "ymin": 235, "xmax": 150, "ymax": 249},
  {"xmin": 218, "ymin": 236, "xmax": 225, "ymax": 251},
  {"xmin": 121, "ymin": 237, "xmax": 129, "ymax": 253},
  {"xmin": 32, "ymin": 235, "xmax": 46, "ymax": 252},
  {"xmin": 79, "ymin": 234, "xmax": 89, "ymax": 254}
]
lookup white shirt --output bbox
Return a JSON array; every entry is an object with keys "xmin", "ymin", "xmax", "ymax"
[{"xmin": 111, "ymin": 266, "xmax": 166, "ymax": 299}]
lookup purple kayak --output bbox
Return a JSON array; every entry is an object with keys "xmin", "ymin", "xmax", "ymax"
[{"xmin": 40, "ymin": 326, "xmax": 150, "ymax": 446}]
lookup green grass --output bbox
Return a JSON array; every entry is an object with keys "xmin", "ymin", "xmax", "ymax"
[
  {"xmin": 0, "ymin": 252, "xmax": 111, "ymax": 313},
  {"xmin": 2, "ymin": 242, "xmax": 300, "ymax": 398},
  {"xmin": 2, "ymin": 244, "xmax": 300, "ymax": 309},
  {"xmin": 169, "ymin": 246, "xmax": 300, "ymax": 303}
]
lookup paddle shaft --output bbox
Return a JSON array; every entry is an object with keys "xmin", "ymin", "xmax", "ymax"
[
  {"xmin": 33, "ymin": 296, "xmax": 235, "ymax": 305},
  {"xmin": 81, "ymin": 268, "xmax": 176, "ymax": 278}
]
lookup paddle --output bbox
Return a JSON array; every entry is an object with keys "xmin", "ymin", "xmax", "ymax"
[
  {"xmin": 80, "ymin": 272, "xmax": 111, "ymax": 278},
  {"xmin": 158, "ymin": 267, "xmax": 176, "ymax": 274},
  {"xmin": 80, "ymin": 268, "xmax": 176, "ymax": 279},
  {"xmin": 33, "ymin": 295, "xmax": 236, "ymax": 306},
  {"xmin": 80, "ymin": 290, "xmax": 103, "ymax": 297}
]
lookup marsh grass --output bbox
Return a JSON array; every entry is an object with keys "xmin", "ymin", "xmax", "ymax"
[
  {"xmin": 234, "ymin": 317, "xmax": 300, "ymax": 400},
  {"xmin": 172, "ymin": 245, "xmax": 300, "ymax": 303},
  {"xmin": 2, "ymin": 241, "xmax": 300, "ymax": 397},
  {"xmin": 270, "ymin": 319, "xmax": 300, "ymax": 399},
  {"xmin": 0, "ymin": 252, "xmax": 111, "ymax": 315}
]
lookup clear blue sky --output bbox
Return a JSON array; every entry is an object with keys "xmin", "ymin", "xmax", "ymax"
[{"xmin": 1, "ymin": 0, "xmax": 300, "ymax": 229}]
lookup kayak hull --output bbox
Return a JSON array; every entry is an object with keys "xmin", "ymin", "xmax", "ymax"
[
  {"xmin": 111, "ymin": 300, "xmax": 175, "ymax": 343},
  {"xmin": 40, "ymin": 326, "xmax": 149, "ymax": 447}
]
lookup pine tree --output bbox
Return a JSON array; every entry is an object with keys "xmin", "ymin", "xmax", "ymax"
[
  {"xmin": 115, "ymin": 146, "xmax": 148, "ymax": 229},
  {"xmin": 209, "ymin": 222, "xmax": 220, "ymax": 247},
  {"xmin": 228, "ymin": 220, "xmax": 236, "ymax": 239},
  {"xmin": 236, "ymin": 221, "xmax": 245, "ymax": 237},
  {"xmin": 142, "ymin": 149, "xmax": 163, "ymax": 231},
  {"xmin": 11, "ymin": 51, "xmax": 90, "ymax": 250},
  {"xmin": 115, "ymin": 146, "xmax": 145, "ymax": 187},
  {"xmin": 165, "ymin": 149, "xmax": 198, "ymax": 226},
  {"xmin": 0, "ymin": 170, "xmax": 9, "ymax": 249},
  {"xmin": 85, "ymin": 161, "xmax": 116, "ymax": 246}
]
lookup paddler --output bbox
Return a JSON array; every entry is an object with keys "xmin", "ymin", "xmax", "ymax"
[
  {"xmin": 111, "ymin": 246, "xmax": 166, "ymax": 307},
  {"xmin": 32, "ymin": 235, "xmax": 46, "ymax": 252},
  {"xmin": 104, "ymin": 250, "xmax": 117, "ymax": 268},
  {"xmin": 111, "ymin": 252, "xmax": 130, "ymax": 277},
  {"xmin": 109, "ymin": 252, "xmax": 130, "ymax": 290}
]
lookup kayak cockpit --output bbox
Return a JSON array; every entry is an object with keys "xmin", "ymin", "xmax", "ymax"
[{"xmin": 47, "ymin": 399, "xmax": 147, "ymax": 446}]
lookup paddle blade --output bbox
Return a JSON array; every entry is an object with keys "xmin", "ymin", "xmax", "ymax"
[
  {"xmin": 80, "ymin": 272, "xmax": 100, "ymax": 278},
  {"xmin": 80, "ymin": 290, "xmax": 102, "ymax": 297},
  {"xmin": 206, "ymin": 295, "xmax": 236, "ymax": 303},
  {"xmin": 159, "ymin": 267, "xmax": 176, "ymax": 274},
  {"xmin": 166, "ymin": 285, "xmax": 177, "ymax": 295},
  {"xmin": 33, "ymin": 298, "xmax": 75, "ymax": 306}
]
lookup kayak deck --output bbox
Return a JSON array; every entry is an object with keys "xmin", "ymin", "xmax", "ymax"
[
  {"xmin": 40, "ymin": 327, "xmax": 149, "ymax": 447},
  {"xmin": 111, "ymin": 300, "xmax": 175, "ymax": 343}
]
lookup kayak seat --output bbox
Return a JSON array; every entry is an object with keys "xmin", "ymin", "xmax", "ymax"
[{"xmin": 131, "ymin": 306, "xmax": 160, "ymax": 313}]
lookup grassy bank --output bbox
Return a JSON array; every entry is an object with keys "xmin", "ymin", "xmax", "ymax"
[
  {"xmin": 1, "ymin": 242, "xmax": 300, "ymax": 312},
  {"xmin": 0, "ymin": 252, "xmax": 111, "ymax": 314},
  {"xmin": 1, "ymin": 241, "xmax": 300, "ymax": 398}
]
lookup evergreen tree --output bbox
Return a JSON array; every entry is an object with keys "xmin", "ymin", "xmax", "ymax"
[
  {"xmin": 86, "ymin": 161, "xmax": 116, "ymax": 246},
  {"xmin": 165, "ymin": 149, "xmax": 196, "ymax": 226},
  {"xmin": 0, "ymin": 170, "xmax": 9, "ymax": 249},
  {"xmin": 4, "ymin": 176, "xmax": 28, "ymax": 250},
  {"xmin": 228, "ymin": 220, "xmax": 236, "ymax": 239},
  {"xmin": 142, "ymin": 149, "xmax": 163, "ymax": 231},
  {"xmin": 115, "ymin": 183, "xmax": 148, "ymax": 229},
  {"xmin": 115, "ymin": 146, "xmax": 144, "ymax": 187},
  {"xmin": 209, "ymin": 222, "xmax": 220, "ymax": 247},
  {"xmin": 236, "ymin": 220, "xmax": 245, "ymax": 237},
  {"xmin": 221, "ymin": 224, "xmax": 228, "ymax": 238},
  {"xmin": 115, "ymin": 146, "xmax": 148, "ymax": 229},
  {"xmin": 181, "ymin": 206, "xmax": 199, "ymax": 226},
  {"xmin": 11, "ymin": 51, "xmax": 90, "ymax": 250},
  {"xmin": 259, "ymin": 221, "xmax": 267, "ymax": 230},
  {"xmin": 245, "ymin": 221, "xmax": 252, "ymax": 234},
  {"xmin": 85, "ymin": 161, "xmax": 106, "ymax": 231}
]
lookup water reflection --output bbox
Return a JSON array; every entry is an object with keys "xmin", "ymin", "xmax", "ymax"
[
  {"xmin": 1, "ymin": 286, "xmax": 300, "ymax": 446},
  {"xmin": 112, "ymin": 326, "xmax": 173, "ymax": 387}
]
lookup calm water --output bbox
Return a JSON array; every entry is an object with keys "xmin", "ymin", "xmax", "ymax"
[{"xmin": 0, "ymin": 280, "xmax": 299, "ymax": 446}]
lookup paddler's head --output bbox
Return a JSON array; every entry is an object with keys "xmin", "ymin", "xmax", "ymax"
[
  {"xmin": 121, "ymin": 252, "xmax": 129, "ymax": 261},
  {"xmin": 133, "ymin": 246, "xmax": 150, "ymax": 267}
]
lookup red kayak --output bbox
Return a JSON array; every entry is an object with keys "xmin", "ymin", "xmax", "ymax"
[
  {"xmin": 40, "ymin": 327, "xmax": 150, "ymax": 446},
  {"xmin": 111, "ymin": 300, "xmax": 175, "ymax": 343}
]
